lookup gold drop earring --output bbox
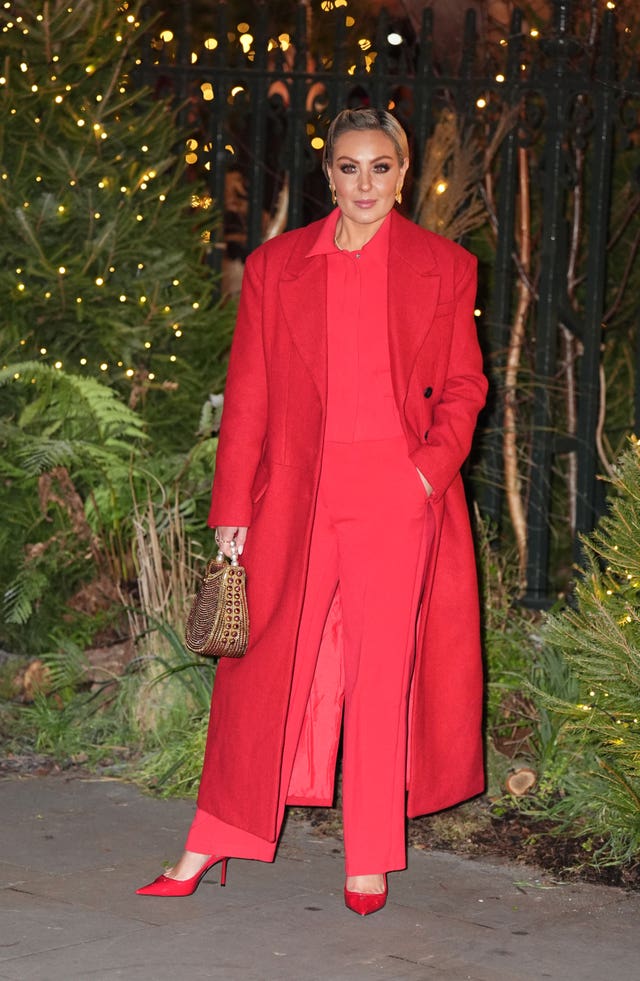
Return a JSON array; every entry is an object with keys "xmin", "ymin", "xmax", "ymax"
[
  {"xmin": 395, "ymin": 186, "xmax": 403, "ymax": 205},
  {"xmin": 330, "ymin": 184, "xmax": 337, "ymax": 206}
]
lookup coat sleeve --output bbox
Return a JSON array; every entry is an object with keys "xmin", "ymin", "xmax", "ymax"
[
  {"xmin": 208, "ymin": 248, "xmax": 268, "ymax": 528},
  {"xmin": 409, "ymin": 251, "xmax": 487, "ymax": 502}
]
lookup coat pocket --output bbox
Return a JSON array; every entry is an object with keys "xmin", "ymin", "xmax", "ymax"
[{"xmin": 251, "ymin": 461, "xmax": 269, "ymax": 504}]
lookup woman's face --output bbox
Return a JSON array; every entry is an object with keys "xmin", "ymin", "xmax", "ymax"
[{"xmin": 327, "ymin": 128, "xmax": 408, "ymax": 228}]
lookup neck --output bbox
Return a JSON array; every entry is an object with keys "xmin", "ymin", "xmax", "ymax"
[{"xmin": 334, "ymin": 213, "xmax": 388, "ymax": 252}]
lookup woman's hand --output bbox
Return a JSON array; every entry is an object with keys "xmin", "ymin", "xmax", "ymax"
[
  {"xmin": 215, "ymin": 526, "xmax": 248, "ymax": 558},
  {"xmin": 416, "ymin": 469, "xmax": 433, "ymax": 498}
]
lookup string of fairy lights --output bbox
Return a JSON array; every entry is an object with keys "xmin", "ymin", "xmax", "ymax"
[
  {"xmin": 155, "ymin": 0, "xmax": 631, "ymax": 167},
  {"xmin": 2, "ymin": 0, "xmax": 632, "ymax": 385},
  {"xmin": 1, "ymin": 2, "xmax": 216, "ymax": 384},
  {"xmin": 157, "ymin": 2, "xmax": 630, "ymax": 179}
]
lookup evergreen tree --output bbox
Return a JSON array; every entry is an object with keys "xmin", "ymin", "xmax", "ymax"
[
  {"xmin": 0, "ymin": 0, "xmax": 233, "ymax": 450},
  {"xmin": 539, "ymin": 438, "xmax": 640, "ymax": 863},
  {"xmin": 0, "ymin": 0, "xmax": 234, "ymax": 655}
]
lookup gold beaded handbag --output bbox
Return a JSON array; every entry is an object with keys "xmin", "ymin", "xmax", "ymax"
[{"xmin": 184, "ymin": 547, "xmax": 249, "ymax": 658}]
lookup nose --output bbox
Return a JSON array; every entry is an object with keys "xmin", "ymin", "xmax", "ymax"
[{"xmin": 358, "ymin": 169, "xmax": 372, "ymax": 191}]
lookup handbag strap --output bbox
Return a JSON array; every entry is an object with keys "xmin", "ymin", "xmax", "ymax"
[{"xmin": 215, "ymin": 539, "xmax": 240, "ymax": 567}]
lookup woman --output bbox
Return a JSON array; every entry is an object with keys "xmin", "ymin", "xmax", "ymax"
[{"xmin": 137, "ymin": 108, "xmax": 488, "ymax": 915}]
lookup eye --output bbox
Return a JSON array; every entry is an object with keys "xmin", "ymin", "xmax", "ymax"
[
  {"xmin": 339, "ymin": 163, "xmax": 356, "ymax": 173},
  {"xmin": 374, "ymin": 163, "xmax": 391, "ymax": 173}
]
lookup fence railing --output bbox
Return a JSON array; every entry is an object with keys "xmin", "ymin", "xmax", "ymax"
[{"xmin": 136, "ymin": 0, "xmax": 640, "ymax": 605}]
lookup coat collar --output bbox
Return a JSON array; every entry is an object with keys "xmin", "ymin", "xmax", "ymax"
[
  {"xmin": 278, "ymin": 209, "xmax": 442, "ymax": 401},
  {"xmin": 281, "ymin": 209, "xmax": 440, "ymax": 279},
  {"xmin": 389, "ymin": 208, "xmax": 440, "ymax": 276}
]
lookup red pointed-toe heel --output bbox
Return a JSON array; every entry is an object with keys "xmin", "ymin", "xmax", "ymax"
[
  {"xmin": 136, "ymin": 856, "xmax": 228, "ymax": 897},
  {"xmin": 344, "ymin": 875, "xmax": 388, "ymax": 916}
]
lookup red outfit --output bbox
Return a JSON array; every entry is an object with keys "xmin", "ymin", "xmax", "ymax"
[
  {"xmin": 188, "ymin": 214, "xmax": 435, "ymax": 872},
  {"xmin": 192, "ymin": 208, "xmax": 487, "ymax": 849}
]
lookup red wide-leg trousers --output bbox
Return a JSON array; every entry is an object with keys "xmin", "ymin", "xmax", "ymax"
[{"xmin": 187, "ymin": 436, "xmax": 432, "ymax": 874}]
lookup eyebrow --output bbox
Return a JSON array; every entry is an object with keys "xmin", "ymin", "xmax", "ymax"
[{"xmin": 335, "ymin": 154, "xmax": 394, "ymax": 162}]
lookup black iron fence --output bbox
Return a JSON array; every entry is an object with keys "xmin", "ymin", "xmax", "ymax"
[{"xmin": 136, "ymin": 0, "xmax": 640, "ymax": 604}]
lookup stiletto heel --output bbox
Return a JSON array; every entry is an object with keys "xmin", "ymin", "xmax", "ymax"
[
  {"xmin": 344, "ymin": 874, "xmax": 388, "ymax": 916},
  {"xmin": 136, "ymin": 856, "xmax": 228, "ymax": 897}
]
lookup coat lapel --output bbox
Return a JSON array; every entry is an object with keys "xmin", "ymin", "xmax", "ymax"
[
  {"xmin": 279, "ymin": 221, "xmax": 328, "ymax": 401},
  {"xmin": 387, "ymin": 210, "xmax": 442, "ymax": 406}
]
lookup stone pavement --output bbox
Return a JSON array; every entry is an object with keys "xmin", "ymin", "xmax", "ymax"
[{"xmin": 0, "ymin": 774, "xmax": 638, "ymax": 981}]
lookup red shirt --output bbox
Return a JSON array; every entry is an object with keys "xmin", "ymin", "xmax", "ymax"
[{"xmin": 307, "ymin": 209, "xmax": 404, "ymax": 442}]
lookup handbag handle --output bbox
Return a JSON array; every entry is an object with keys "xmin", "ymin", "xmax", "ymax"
[{"xmin": 216, "ymin": 539, "xmax": 240, "ymax": 567}]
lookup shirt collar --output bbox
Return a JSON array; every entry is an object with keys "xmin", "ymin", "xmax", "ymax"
[
  {"xmin": 306, "ymin": 207, "xmax": 392, "ymax": 259},
  {"xmin": 306, "ymin": 208, "xmax": 341, "ymax": 257}
]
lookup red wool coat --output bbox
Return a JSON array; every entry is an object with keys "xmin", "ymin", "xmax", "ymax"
[{"xmin": 198, "ymin": 208, "xmax": 488, "ymax": 842}]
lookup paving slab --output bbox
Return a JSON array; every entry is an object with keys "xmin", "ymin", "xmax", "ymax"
[{"xmin": 0, "ymin": 774, "xmax": 639, "ymax": 980}]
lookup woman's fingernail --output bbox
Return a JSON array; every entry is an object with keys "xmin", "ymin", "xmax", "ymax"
[{"xmin": 238, "ymin": 545, "xmax": 244, "ymax": 555}]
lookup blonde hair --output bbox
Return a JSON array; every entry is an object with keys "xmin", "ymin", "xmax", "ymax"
[{"xmin": 323, "ymin": 108, "xmax": 409, "ymax": 173}]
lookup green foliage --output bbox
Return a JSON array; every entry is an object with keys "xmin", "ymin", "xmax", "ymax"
[
  {"xmin": 0, "ymin": 361, "xmax": 217, "ymax": 653},
  {"xmin": 0, "ymin": 0, "xmax": 235, "ymax": 453},
  {"xmin": 476, "ymin": 510, "xmax": 600, "ymax": 829},
  {"xmin": 1, "ymin": 2, "xmax": 208, "ymax": 358},
  {"xmin": 475, "ymin": 512, "xmax": 537, "ymax": 753},
  {"xmin": 4, "ymin": 567, "xmax": 49, "ymax": 628},
  {"xmin": 0, "ymin": 361, "xmax": 147, "ymax": 462},
  {"xmin": 0, "ymin": 362, "xmax": 146, "ymax": 650},
  {"xmin": 529, "ymin": 439, "xmax": 640, "ymax": 863},
  {"xmin": 15, "ymin": 641, "xmax": 137, "ymax": 765},
  {"xmin": 132, "ymin": 620, "xmax": 215, "ymax": 795},
  {"xmin": 0, "ymin": 1, "xmax": 235, "ymax": 656},
  {"xmin": 7, "ymin": 620, "xmax": 214, "ymax": 791}
]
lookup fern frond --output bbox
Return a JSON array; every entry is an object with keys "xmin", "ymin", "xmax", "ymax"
[
  {"xmin": 0, "ymin": 362, "xmax": 147, "ymax": 445},
  {"xmin": 16, "ymin": 437, "xmax": 78, "ymax": 475},
  {"xmin": 4, "ymin": 565, "xmax": 49, "ymax": 625},
  {"xmin": 40, "ymin": 639, "xmax": 88, "ymax": 692}
]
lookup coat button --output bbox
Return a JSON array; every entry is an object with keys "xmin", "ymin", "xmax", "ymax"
[{"xmin": 423, "ymin": 386, "xmax": 433, "ymax": 398}]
